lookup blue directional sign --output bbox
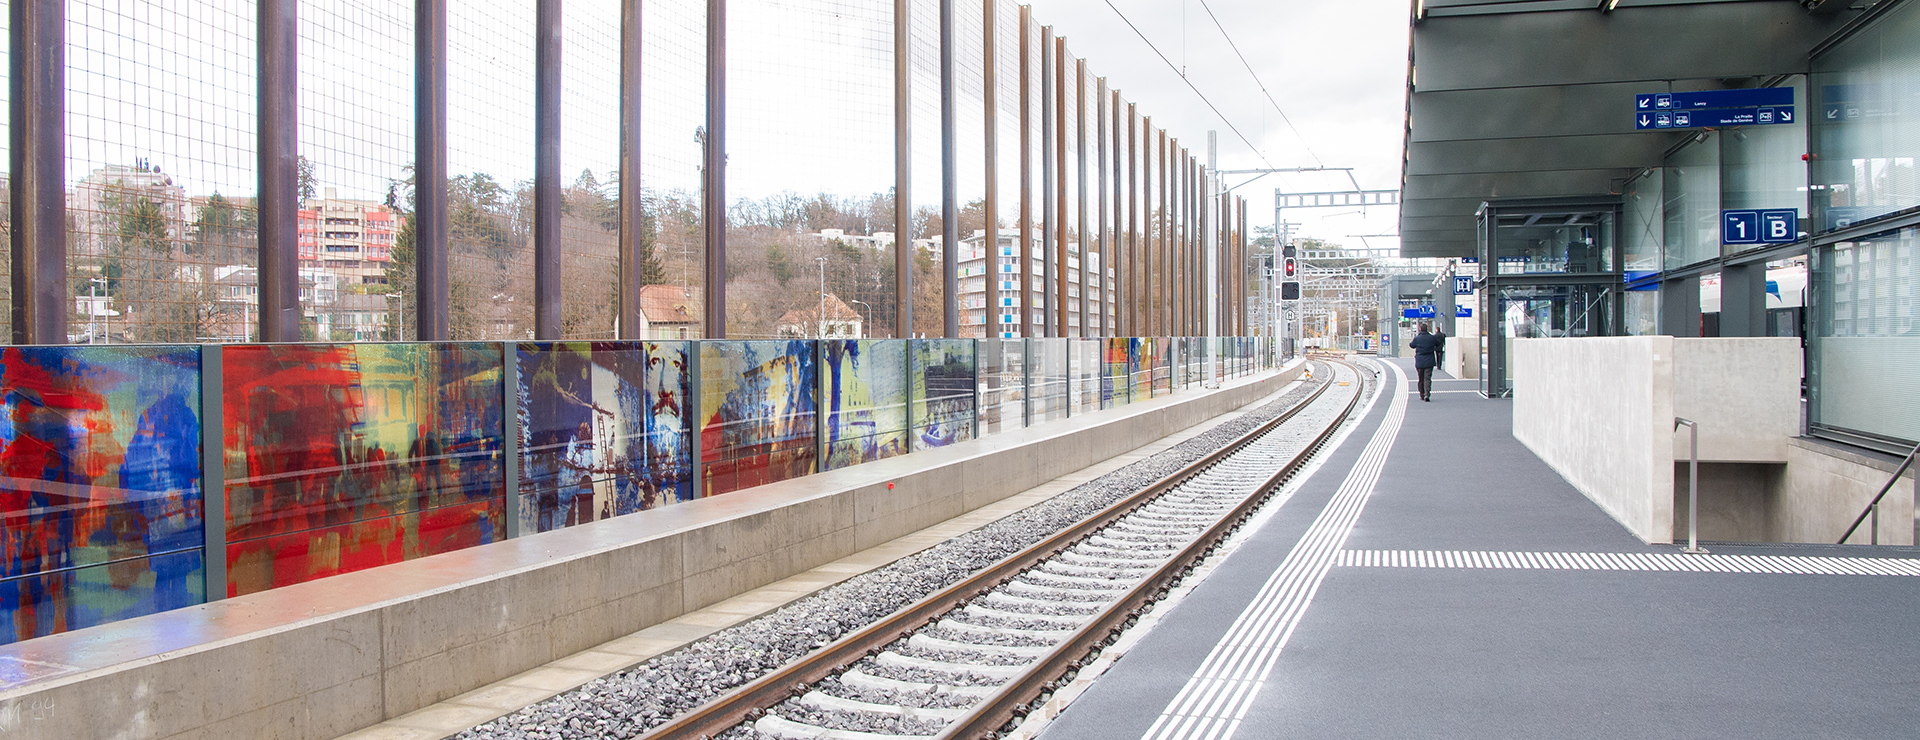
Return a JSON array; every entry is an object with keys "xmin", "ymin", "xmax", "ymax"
[
  {"xmin": 1722, "ymin": 209, "xmax": 1799, "ymax": 245},
  {"xmin": 1401, "ymin": 305, "xmax": 1436, "ymax": 319},
  {"xmin": 1636, "ymin": 107, "xmax": 1795, "ymax": 130},
  {"xmin": 1454, "ymin": 276, "xmax": 1474, "ymax": 295},
  {"xmin": 1634, "ymin": 88, "xmax": 1795, "ymax": 130},
  {"xmin": 1455, "ymin": 306, "xmax": 1473, "ymax": 318},
  {"xmin": 1636, "ymin": 88, "xmax": 1794, "ymax": 112}
]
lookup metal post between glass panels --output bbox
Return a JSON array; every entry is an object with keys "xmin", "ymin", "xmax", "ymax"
[
  {"xmin": 416, "ymin": 0, "xmax": 449, "ymax": 341},
  {"xmin": 503, "ymin": 343, "xmax": 522, "ymax": 539},
  {"xmin": 259, "ymin": 0, "xmax": 302, "ymax": 342},
  {"xmin": 618, "ymin": 0, "xmax": 644, "ymax": 340},
  {"xmin": 941, "ymin": 0, "xmax": 959, "ymax": 339},
  {"xmin": 705, "ymin": 0, "xmax": 728, "ymax": 338},
  {"xmin": 9, "ymin": 0, "xmax": 67, "ymax": 345},
  {"xmin": 200, "ymin": 346, "xmax": 227, "ymax": 601},
  {"xmin": 982, "ymin": 0, "xmax": 999, "ymax": 341},
  {"xmin": 534, "ymin": 0, "xmax": 562, "ymax": 340}
]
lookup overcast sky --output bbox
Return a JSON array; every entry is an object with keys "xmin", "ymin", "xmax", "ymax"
[{"xmin": 1026, "ymin": 0, "xmax": 1410, "ymax": 252}]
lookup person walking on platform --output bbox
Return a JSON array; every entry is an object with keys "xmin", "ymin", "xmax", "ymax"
[{"xmin": 1410, "ymin": 322, "xmax": 1441, "ymax": 402}]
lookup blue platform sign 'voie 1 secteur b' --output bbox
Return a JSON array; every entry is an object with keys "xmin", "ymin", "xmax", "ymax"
[{"xmin": 1722, "ymin": 209, "xmax": 1799, "ymax": 245}]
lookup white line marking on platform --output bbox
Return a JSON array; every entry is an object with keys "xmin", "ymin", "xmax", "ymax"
[
  {"xmin": 1140, "ymin": 360, "xmax": 1407, "ymax": 740},
  {"xmin": 1332, "ymin": 549, "xmax": 1920, "ymax": 576}
]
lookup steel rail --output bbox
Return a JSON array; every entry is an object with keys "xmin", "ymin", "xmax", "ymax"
[
  {"xmin": 635, "ymin": 361, "xmax": 1352, "ymax": 740},
  {"xmin": 934, "ymin": 359, "xmax": 1365, "ymax": 739}
]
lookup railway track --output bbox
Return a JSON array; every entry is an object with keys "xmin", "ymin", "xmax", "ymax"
[{"xmin": 636, "ymin": 358, "xmax": 1375, "ymax": 740}]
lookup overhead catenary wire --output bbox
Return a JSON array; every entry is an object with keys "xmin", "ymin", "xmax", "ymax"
[
  {"xmin": 1098, "ymin": 0, "xmax": 1274, "ymax": 169},
  {"xmin": 1195, "ymin": 0, "xmax": 1325, "ymax": 168}
]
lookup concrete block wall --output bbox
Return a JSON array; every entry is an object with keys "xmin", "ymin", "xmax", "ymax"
[
  {"xmin": 1778, "ymin": 438, "xmax": 1915, "ymax": 546},
  {"xmin": 0, "ymin": 365, "xmax": 1302, "ymax": 740},
  {"xmin": 1512, "ymin": 336, "xmax": 1675, "ymax": 543}
]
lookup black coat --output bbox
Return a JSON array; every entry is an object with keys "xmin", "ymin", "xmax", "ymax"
[{"xmin": 1410, "ymin": 332, "xmax": 1442, "ymax": 369}]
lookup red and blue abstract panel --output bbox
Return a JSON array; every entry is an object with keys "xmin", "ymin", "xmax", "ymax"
[
  {"xmin": 0, "ymin": 346, "xmax": 203, "ymax": 645},
  {"xmin": 516, "ymin": 342, "xmax": 691, "ymax": 534},
  {"xmin": 910, "ymin": 340, "xmax": 975, "ymax": 450},
  {"xmin": 222, "ymin": 343, "xmax": 504, "ymax": 597},
  {"xmin": 700, "ymin": 341, "xmax": 817, "ymax": 497},
  {"xmin": 824, "ymin": 340, "xmax": 908, "ymax": 470},
  {"xmin": 1103, "ymin": 338, "xmax": 1131, "ymax": 409}
]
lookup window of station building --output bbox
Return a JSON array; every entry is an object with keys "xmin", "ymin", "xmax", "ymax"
[
  {"xmin": 1663, "ymin": 131, "xmax": 1722, "ymax": 270},
  {"xmin": 1491, "ymin": 211, "xmax": 1615, "ymax": 276},
  {"xmin": 1721, "ymin": 77, "xmax": 1809, "ymax": 222},
  {"xmin": 1810, "ymin": 1, "xmax": 1920, "ymax": 234},
  {"xmin": 1808, "ymin": 225, "xmax": 1919, "ymax": 449}
]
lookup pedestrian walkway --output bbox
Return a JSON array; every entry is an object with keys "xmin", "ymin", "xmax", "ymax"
[{"xmin": 1041, "ymin": 357, "xmax": 1920, "ymax": 740}]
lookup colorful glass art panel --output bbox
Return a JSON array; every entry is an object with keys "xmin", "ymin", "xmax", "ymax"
[
  {"xmin": 823, "ymin": 340, "xmax": 908, "ymax": 470},
  {"xmin": 700, "ymin": 341, "xmax": 818, "ymax": 496},
  {"xmin": 222, "ymin": 343, "xmax": 505, "ymax": 597},
  {"xmin": 1131, "ymin": 338, "xmax": 1152, "ymax": 401},
  {"xmin": 1103, "ymin": 338, "xmax": 1131, "ymax": 409},
  {"xmin": 516, "ymin": 342, "xmax": 692, "ymax": 534},
  {"xmin": 0, "ymin": 346, "xmax": 204, "ymax": 645},
  {"xmin": 911, "ymin": 340, "xmax": 976, "ymax": 450}
]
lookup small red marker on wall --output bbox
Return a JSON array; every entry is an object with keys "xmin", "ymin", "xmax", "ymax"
[{"xmin": 887, "ymin": 482, "xmax": 895, "ymax": 490}]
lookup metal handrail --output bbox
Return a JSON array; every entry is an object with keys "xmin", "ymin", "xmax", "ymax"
[
  {"xmin": 1674, "ymin": 418, "xmax": 1707, "ymax": 554},
  {"xmin": 1837, "ymin": 441, "xmax": 1920, "ymax": 545}
]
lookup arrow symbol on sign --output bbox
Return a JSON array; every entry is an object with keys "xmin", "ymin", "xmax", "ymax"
[
  {"xmin": 1639, "ymin": 115, "xmax": 1651, "ymax": 127},
  {"xmin": 1638, "ymin": 98, "xmax": 1650, "ymax": 109},
  {"xmin": 1781, "ymin": 110, "xmax": 1793, "ymax": 122},
  {"xmin": 1826, "ymin": 108, "xmax": 1839, "ymax": 120}
]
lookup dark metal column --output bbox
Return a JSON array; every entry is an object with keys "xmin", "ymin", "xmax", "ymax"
[
  {"xmin": 1660, "ymin": 275, "xmax": 1701, "ymax": 337},
  {"xmin": 1017, "ymin": 6, "xmax": 1032, "ymax": 339},
  {"xmin": 1095, "ymin": 77, "xmax": 1107, "ymax": 338},
  {"xmin": 940, "ymin": 0, "xmax": 958, "ymax": 338},
  {"xmin": 1039, "ymin": 26, "xmax": 1054, "ymax": 338},
  {"xmin": 259, "ymin": 0, "xmax": 303, "ymax": 342},
  {"xmin": 415, "ymin": 0, "xmax": 449, "ymax": 341},
  {"xmin": 1721, "ymin": 262, "xmax": 1765, "ymax": 337},
  {"xmin": 895, "ymin": 0, "xmax": 913, "ymax": 339},
  {"xmin": 618, "ymin": 0, "xmax": 644, "ymax": 339},
  {"xmin": 982, "ymin": 0, "xmax": 999, "ymax": 341},
  {"xmin": 9, "ymin": 0, "xmax": 65, "ymax": 344},
  {"xmin": 706, "ymin": 0, "xmax": 728, "ymax": 338},
  {"xmin": 534, "ymin": 0, "xmax": 562, "ymax": 340},
  {"xmin": 1158, "ymin": 128, "xmax": 1168, "ymax": 335}
]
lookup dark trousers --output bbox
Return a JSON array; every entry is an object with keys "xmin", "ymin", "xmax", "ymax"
[{"xmin": 1416, "ymin": 366, "xmax": 1434, "ymax": 400}]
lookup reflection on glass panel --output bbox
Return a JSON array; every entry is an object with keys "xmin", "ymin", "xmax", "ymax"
[
  {"xmin": 1494, "ymin": 212, "xmax": 1615, "ymax": 276},
  {"xmin": 991, "ymin": 0, "xmax": 1024, "ymax": 339},
  {"xmin": 1152, "ymin": 336, "xmax": 1171, "ymax": 393},
  {"xmin": 1722, "ymin": 79, "xmax": 1808, "ymax": 217},
  {"xmin": 1624, "ymin": 287, "xmax": 1660, "ymax": 336},
  {"xmin": 730, "ymin": 0, "xmax": 896, "ymax": 339},
  {"xmin": 1809, "ymin": 227, "xmax": 1919, "ymax": 446},
  {"xmin": 223, "ymin": 343, "xmax": 506, "ymax": 597},
  {"xmin": 823, "ymin": 340, "xmax": 909, "ymax": 470},
  {"xmin": 516, "ymin": 342, "xmax": 692, "ymax": 535},
  {"xmin": 69, "ymin": 1, "xmax": 260, "ymax": 344},
  {"xmin": 1810, "ymin": 3, "xmax": 1920, "ymax": 232},
  {"xmin": 301, "ymin": 1, "xmax": 410, "ymax": 341},
  {"xmin": 0, "ymin": 346, "xmax": 205, "ymax": 644},
  {"xmin": 976, "ymin": 338, "xmax": 1025, "ymax": 433},
  {"xmin": 1622, "ymin": 170, "xmax": 1662, "ymax": 272},
  {"xmin": 699, "ymin": 340, "xmax": 818, "ymax": 495},
  {"xmin": 1131, "ymin": 336, "xmax": 1152, "ymax": 400},
  {"xmin": 909, "ymin": 0, "xmax": 942, "ymax": 337},
  {"xmin": 955, "ymin": 0, "xmax": 989, "ymax": 337},
  {"xmin": 1030, "ymin": 338, "xmax": 1067, "ymax": 421},
  {"xmin": 1664, "ymin": 133, "xmax": 1721, "ymax": 269},
  {"xmin": 448, "ymin": 0, "xmax": 535, "ymax": 340},
  {"xmin": 561, "ymin": 0, "xmax": 625, "ymax": 339},
  {"xmin": 643, "ymin": 0, "xmax": 708, "ymax": 337},
  {"xmin": 911, "ymin": 339, "xmax": 976, "ymax": 448},
  {"xmin": 1067, "ymin": 338, "xmax": 1098, "ymax": 413}
]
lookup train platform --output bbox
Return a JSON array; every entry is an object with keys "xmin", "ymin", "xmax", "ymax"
[{"xmin": 1039, "ymin": 357, "xmax": 1920, "ymax": 740}]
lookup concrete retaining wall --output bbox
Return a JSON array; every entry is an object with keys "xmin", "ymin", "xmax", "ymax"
[
  {"xmin": 0, "ymin": 365, "xmax": 1301, "ymax": 740},
  {"xmin": 1512, "ymin": 337, "xmax": 1675, "ymax": 543}
]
